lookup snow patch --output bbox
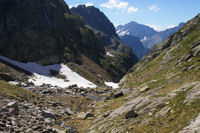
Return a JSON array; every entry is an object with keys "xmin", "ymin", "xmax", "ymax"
[
  {"xmin": 0, "ymin": 56, "xmax": 97, "ymax": 88},
  {"xmin": 8, "ymin": 81, "xmax": 18, "ymax": 86},
  {"xmin": 117, "ymin": 30, "xmax": 130, "ymax": 36},
  {"xmin": 106, "ymin": 52, "xmax": 114, "ymax": 57},
  {"xmin": 141, "ymin": 36, "xmax": 147, "ymax": 42},
  {"xmin": 105, "ymin": 82, "xmax": 119, "ymax": 89}
]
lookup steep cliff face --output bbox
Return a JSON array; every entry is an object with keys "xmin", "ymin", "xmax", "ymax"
[
  {"xmin": 0, "ymin": 0, "xmax": 104, "ymax": 65},
  {"xmin": 71, "ymin": 5, "xmax": 138, "ymax": 82},
  {"xmin": 71, "ymin": 5, "xmax": 118, "ymax": 38}
]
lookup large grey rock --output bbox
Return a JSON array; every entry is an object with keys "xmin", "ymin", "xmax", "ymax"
[
  {"xmin": 8, "ymin": 108, "xmax": 19, "ymax": 115},
  {"xmin": 77, "ymin": 112, "xmax": 94, "ymax": 120},
  {"xmin": 112, "ymin": 91, "xmax": 123, "ymax": 98},
  {"xmin": 125, "ymin": 110, "xmax": 138, "ymax": 119},
  {"xmin": 192, "ymin": 45, "xmax": 200, "ymax": 57},
  {"xmin": 65, "ymin": 108, "xmax": 74, "ymax": 115},
  {"xmin": 139, "ymin": 85, "xmax": 150, "ymax": 92},
  {"xmin": 7, "ymin": 101, "xmax": 18, "ymax": 109},
  {"xmin": 42, "ymin": 109, "xmax": 56, "ymax": 119}
]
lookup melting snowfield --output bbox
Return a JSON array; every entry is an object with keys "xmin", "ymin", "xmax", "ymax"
[
  {"xmin": 105, "ymin": 82, "xmax": 119, "ymax": 89},
  {"xmin": 0, "ymin": 56, "xmax": 97, "ymax": 88}
]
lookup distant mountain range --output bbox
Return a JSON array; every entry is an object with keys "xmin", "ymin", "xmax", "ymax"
[{"xmin": 117, "ymin": 21, "xmax": 184, "ymax": 58}]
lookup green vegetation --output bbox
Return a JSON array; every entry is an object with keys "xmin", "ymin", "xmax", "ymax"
[
  {"xmin": 0, "ymin": 80, "xmax": 38, "ymax": 99},
  {"xmin": 123, "ymin": 29, "xmax": 200, "ymax": 94},
  {"xmin": 133, "ymin": 88, "xmax": 200, "ymax": 132}
]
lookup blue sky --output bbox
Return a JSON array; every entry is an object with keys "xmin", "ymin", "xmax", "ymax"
[{"xmin": 65, "ymin": 0, "xmax": 200, "ymax": 31}]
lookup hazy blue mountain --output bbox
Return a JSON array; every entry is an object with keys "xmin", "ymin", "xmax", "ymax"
[
  {"xmin": 116, "ymin": 21, "xmax": 157, "ymax": 39},
  {"xmin": 119, "ymin": 35, "xmax": 149, "ymax": 59},
  {"xmin": 117, "ymin": 21, "xmax": 184, "ymax": 50}
]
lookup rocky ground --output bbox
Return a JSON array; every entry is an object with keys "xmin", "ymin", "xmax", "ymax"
[{"xmin": 0, "ymin": 82, "xmax": 125, "ymax": 133}]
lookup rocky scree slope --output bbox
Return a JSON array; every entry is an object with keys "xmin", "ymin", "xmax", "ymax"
[
  {"xmin": 0, "ymin": 0, "xmax": 135, "ymax": 84},
  {"xmin": 71, "ymin": 5, "xmax": 138, "ymax": 82},
  {"xmin": 87, "ymin": 14, "xmax": 200, "ymax": 132}
]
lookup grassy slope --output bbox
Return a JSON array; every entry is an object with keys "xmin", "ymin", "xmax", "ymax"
[
  {"xmin": 123, "ymin": 29, "xmax": 200, "ymax": 92},
  {"xmin": 86, "ymin": 14, "xmax": 200, "ymax": 132},
  {"xmin": 0, "ymin": 80, "xmax": 38, "ymax": 99},
  {"xmin": 117, "ymin": 14, "xmax": 200, "ymax": 132}
]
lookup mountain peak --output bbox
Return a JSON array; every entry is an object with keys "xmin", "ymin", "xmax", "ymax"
[{"xmin": 71, "ymin": 5, "xmax": 118, "ymax": 37}]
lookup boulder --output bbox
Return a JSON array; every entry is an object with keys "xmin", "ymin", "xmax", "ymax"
[
  {"xmin": 112, "ymin": 91, "xmax": 123, "ymax": 98},
  {"xmin": 8, "ymin": 108, "xmax": 19, "ymax": 115},
  {"xmin": 139, "ymin": 85, "xmax": 150, "ymax": 92},
  {"xmin": 7, "ymin": 101, "xmax": 18, "ymax": 109},
  {"xmin": 192, "ymin": 45, "xmax": 200, "ymax": 57},
  {"xmin": 125, "ymin": 110, "xmax": 138, "ymax": 119},
  {"xmin": 77, "ymin": 112, "xmax": 94, "ymax": 120},
  {"xmin": 65, "ymin": 108, "xmax": 74, "ymax": 115},
  {"xmin": 42, "ymin": 109, "xmax": 56, "ymax": 119}
]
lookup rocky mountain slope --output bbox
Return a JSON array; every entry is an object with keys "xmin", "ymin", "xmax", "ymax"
[
  {"xmin": 117, "ymin": 21, "xmax": 184, "ymax": 59},
  {"xmin": 0, "ymin": 0, "xmax": 199, "ymax": 133},
  {"xmin": 71, "ymin": 5, "xmax": 138, "ymax": 81},
  {"xmin": 0, "ymin": 0, "xmax": 138, "ymax": 84},
  {"xmin": 86, "ymin": 14, "xmax": 200, "ymax": 132}
]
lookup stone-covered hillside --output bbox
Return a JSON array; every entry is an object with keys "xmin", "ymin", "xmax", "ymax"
[{"xmin": 86, "ymin": 14, "xmax": 200, "ymax": 132}]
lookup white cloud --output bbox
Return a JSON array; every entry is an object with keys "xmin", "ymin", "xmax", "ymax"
[
  {"xmin": 113, "ymin": 23, "xmax": 119, "ymax": 27},
  {"xmin": 69, "ymin": 5, "xmax": 73, "ymax": 9},
  {"xmin": 85, "ymin": 2, "xmax": 94, "ymax": 7},
  {"xmin": 100, "ymin": 0, "xmax": 129, "ymax": 10},
  {"xmin": 69, "ymin": 2, "xmax": 94, "ymax": 9},
  {"xmin": 145, "ymin": 24, "xmax": 176, "ymax": 31},
  {"xmin": 128, "ymin": 6, "xmax": 138, "ymax": 13},
  {"xmin": 149, "ymin": 4, "xmax": 160, "ymax": 12},
  {"xmin": 69, "ymin": 3, "xmax": 80, "ymax": 9}
]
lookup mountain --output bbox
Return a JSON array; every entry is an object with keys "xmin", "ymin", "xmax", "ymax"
[
  {"xmin": 117, "ymin": 21, "xmax": 184, "ymax": 58},
  {"xmin": 116, "ymin": 21, "xmax": 157, "ymax": 39},
  {"xmin": 71, "ymin": 5, "xmax": 138, "ymax": 81},
  {"xmin": 88, "ymin": 14, "xmax": 200, "ymax": 132},
  {"xmin": 0, "ymin": 0, "xmax": 104, "ymax": 64},
  {"xmin": 0, "ymin": 0, "xmax": 199, "ymax": 132},
  {"xmin": 142, "ymin": 22, "xmax": 185, "ymax": 48},
  {"xmin": 120, "ymin": 35, "xmax": 149, "ymax": 59},
  {"xmin": 71, "ymin": 5, "xmax": 118, "ymax": 38}
]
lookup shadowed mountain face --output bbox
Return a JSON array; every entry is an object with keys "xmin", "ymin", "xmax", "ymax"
[
  {"xmin": 0, "ymin": 0, "xmax": 106, "ymax": 66},
  {"xmin": 120, "ymin": 35, "xmax": 149, "ymax": 59},
  {"xmin": 71, "ymin": 5, "xmax": 138, "ymax": 82},
  {"xmin": 71, "ymin": 5, "xmax": 118, "ymax": 38}
]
